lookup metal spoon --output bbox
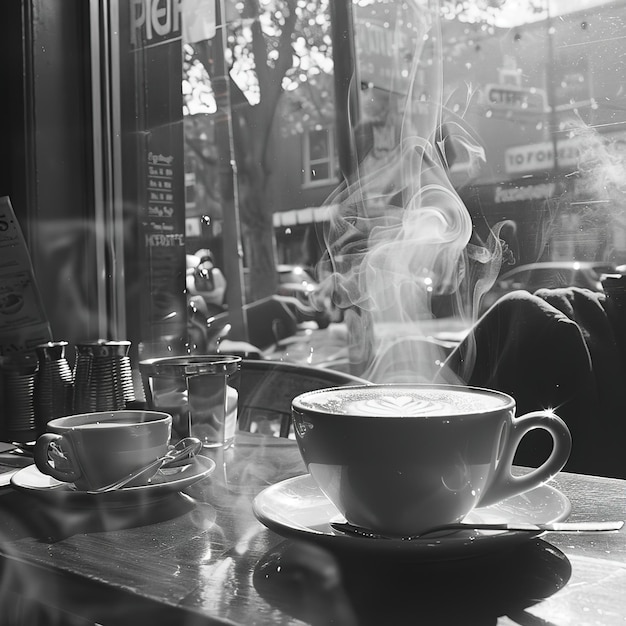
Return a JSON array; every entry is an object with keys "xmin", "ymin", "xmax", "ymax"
[
  {"xmin": 88, "ymin": 437, "xmax": 203, "ymax": 494},
  {"xmin": 330, "ymin": 519, "xmax": 624, "ymax": 541}
]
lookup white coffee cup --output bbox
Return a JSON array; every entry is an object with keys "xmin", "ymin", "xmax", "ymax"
[
  {"xmin": 291, "ymin": 384, "xmax": 572, "ymax": 537},
  {"xmin": 34, "ymin": 410, "xmax": 172, "ymax": 491}
]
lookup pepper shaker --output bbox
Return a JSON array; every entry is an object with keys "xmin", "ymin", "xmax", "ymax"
[
  {"xmin": 73, "ymin": 340, "xmax": 135, "ymax": 412},
  {"xmin": 1, "ymin": 353, "xmax": 38, "ymax": 443},
  {"xmin": 34, "ymin": 341, "xmax": 74, "ymax": 431}
]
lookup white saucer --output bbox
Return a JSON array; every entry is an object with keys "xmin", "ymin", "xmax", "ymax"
[
  {"xmin": 0, "ymin": 454, "xmax": 34, "ymax": 487},
  {"xmin": 10, "ymin": 455, "xmax": 215, "ymax": 508},
  {"xmin": 253, "ymin": 474, "xmax": 571, "ymax": 559}
]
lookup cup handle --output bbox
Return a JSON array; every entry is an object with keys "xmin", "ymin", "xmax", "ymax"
[
  {"xmin": 477, "ymin": 410, "xmax": 572, "ymax": 508},
  {"xmin": 34, "ymin": 433, "xmax": 82, "ymax": 483}
]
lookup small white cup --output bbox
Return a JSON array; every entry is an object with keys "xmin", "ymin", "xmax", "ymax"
[{"xmin": 34, "ymin": 410, "xmax": 172, "ymax": 491}]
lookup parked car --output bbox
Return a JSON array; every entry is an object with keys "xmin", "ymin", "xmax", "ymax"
[
  {"xmin": 480, "ymin": 261, "xmax": 616, "ymax": 313},
  {"xmin": 244, "ymin": 265, "xmax": 332, "ymax": 329},
  {"xmin": 275, "ymin": 265, "xmax": 332, "ymax": 329}
]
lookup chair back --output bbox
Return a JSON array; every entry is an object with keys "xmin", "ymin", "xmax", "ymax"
[{"xmin": 238, "ymin": 359, "xmax": 368, "ymax": 438}]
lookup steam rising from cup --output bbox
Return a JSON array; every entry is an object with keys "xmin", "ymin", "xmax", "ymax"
[{"xmin": 318, "ymin": 0, "xmax": 503, "ymax": 382}]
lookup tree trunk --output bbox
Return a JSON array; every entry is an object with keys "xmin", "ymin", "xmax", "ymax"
[
  {"xmin": 232, "ymin": 100, "xmax": 280, "ymax": 302},
  {"xmin": 243, "ymin": 209, "xmax": 277, "ymax": 302}
]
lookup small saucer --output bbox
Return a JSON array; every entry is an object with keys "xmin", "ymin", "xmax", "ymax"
[
  {"xmin": 0, "ymin": 449, "xmax": 34, "ymax": 487},
  {"xmin": 10, "ymin": 455, "xmax": 215, "ymax": 508},
  {"xmin": 253, "ymin": 474, "xmax": 571, "ymax": 559}
]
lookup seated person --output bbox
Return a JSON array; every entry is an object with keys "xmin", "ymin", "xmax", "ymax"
[
  {"xmin": 437, "ymin": 286, "xmax": 626, "ymax": 479},
  {"xmin": 186, "ymin": 249, "xmax": 227, "ymax": 312}
]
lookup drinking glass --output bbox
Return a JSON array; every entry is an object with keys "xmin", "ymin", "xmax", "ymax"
[{"xmin": 140, "ymin": 355, "xmax": 241, "ymax": 448}]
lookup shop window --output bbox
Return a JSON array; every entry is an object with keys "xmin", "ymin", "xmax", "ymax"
[{"xmin": 303, "ymin": 128, "xmax": 339, "ymax": 186}]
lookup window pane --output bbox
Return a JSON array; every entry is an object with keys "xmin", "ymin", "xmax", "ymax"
[
  {"xmin": 309, "ymin": 129, "xmax": 330, "ymax": 161},
  {"xmin": 310, "ymin": 162, "xmax": 330, "ymax": 181}
]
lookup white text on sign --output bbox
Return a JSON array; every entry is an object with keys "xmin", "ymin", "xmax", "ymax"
[{"xmin": 505, "ymin": 138, "xmax": 583, "ymax": 174}]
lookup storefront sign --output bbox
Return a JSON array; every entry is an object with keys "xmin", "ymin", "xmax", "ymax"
[
  {"xmin": 354, "ymin": 4, "xmax": 417, "ymax": 94},
  {"xmin": 129, "ymin": 0, "xmax": 216, "ymax": 48},
  {"xmin": 485, "ymin": 84, "xmax": 547, "ymax": 113},
  {"xmin": 505, "ymin": 138, "xmax": 583, "ymax": 174},
  {"xmin": 493, "ymin": 182, "xmax": 556, "ymax": 204},
  {"xmin": 129, "ymin": 0, "xmax": 183, "ymax": 48}
]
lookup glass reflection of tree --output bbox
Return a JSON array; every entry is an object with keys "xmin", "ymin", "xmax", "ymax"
[{"xmin": 183, "ymin": 0, "xmax": 335, "ymax": 303}]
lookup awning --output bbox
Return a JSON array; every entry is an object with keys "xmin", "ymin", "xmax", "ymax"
[{"xmin": 273, "ymin": 206, "xmax": 333, "ymax": 227}]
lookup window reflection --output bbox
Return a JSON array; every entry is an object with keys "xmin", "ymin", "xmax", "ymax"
[
  {"xmin": 5, "ymin": 0, "xmax": 626, "ymax": 363},
  {"xmin": 304, "ymin": 128, "xmax": 338, "ymax": 185},
  {"xmin": 166, "ymin": 0, "xmax": 626, "ymax": 355}
]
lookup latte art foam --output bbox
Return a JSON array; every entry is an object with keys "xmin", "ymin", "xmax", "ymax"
[
  {"xmin": 295, "ymin": 386, "xmax": 509, "ymax": 417},
  {"xmin": 348, "ymin": 395, "xmax": 446, "ymax": 417}
]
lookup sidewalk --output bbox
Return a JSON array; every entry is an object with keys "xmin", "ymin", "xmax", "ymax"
[
  {"xmin": 266, "ymin": 315, "xmax": 472, "ymax": 378},
  {"xmin": 267, "ymin": 322, "xmax": 352, "ymax": 373},
  {"xmin": 268, "ymin": 317, "xmax": 470, "ymax": 374}
]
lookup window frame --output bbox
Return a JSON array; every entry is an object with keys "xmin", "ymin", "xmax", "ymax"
[{"xmin": 302, "ymin": 127, "xmax": 340, "ymax": 188}]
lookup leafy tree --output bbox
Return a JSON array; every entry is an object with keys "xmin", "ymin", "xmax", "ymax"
[
  {"xmin": 185, "ymin": 0, "xmax": 333, "ymax": 302},
  {"xmin": 440, "ymin": 0, "xmax": 545, "ymax": 23}
]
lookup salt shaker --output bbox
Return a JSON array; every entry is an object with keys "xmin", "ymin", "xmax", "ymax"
[
  {"xmin": 107, "ymin": 340, "xmax": 136, "ymax": 407},
  {"xmin": 34, "ymin": 340, "xmax": 74, "ymax": 430}
]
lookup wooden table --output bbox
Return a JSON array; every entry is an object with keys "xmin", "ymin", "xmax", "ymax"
[{"xmin": 0, "ymin": 432, "xmax": 624, "ymax": 625}]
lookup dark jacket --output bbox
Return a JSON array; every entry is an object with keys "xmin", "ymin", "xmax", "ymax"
[{"xmin": 438, "ymin": 288, "xmax": 626, "ymax": 478}]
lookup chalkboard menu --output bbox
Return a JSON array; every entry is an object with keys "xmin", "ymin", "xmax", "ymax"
[{"xmin": 119, "ymin": 0, "xmax": 188, "ymax": 358}]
